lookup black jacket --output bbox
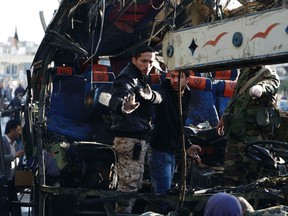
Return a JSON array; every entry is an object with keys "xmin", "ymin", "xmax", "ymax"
[
  {"xmin": 149, "ymin": 79, "xmax": 191, "ymax": 153},
  {"xmin": 109, "ymin": 63, "xmax": 161, "ymax": 139}
]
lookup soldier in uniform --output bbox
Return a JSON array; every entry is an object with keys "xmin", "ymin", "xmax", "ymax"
[
  {"xmin": 109, "ymin": 44, "xmax": 162, "ymax": 213},
  {"xmin": 216, "ymin": 66, "xmax": 280, "ymax": 186}
]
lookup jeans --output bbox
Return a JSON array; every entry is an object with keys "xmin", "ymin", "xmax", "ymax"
[{"xmin": 148, "ymin": 147, "xmax": 175, "ymax": 195}]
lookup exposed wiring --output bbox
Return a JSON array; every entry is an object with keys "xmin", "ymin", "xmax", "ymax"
[
  {"xmin": 84, "ymin": 0, "xmax": 106, "ymax": 65},
  {"xmin": 173, "ymin": 0, "xmax": 177, "ymax": 29},
  {"xmin": 150, "ymin": 0, "xmax": 164, "ymax": 10},
  {"xmin": 148, "ymin": 19, "xmax": 157, "ymax": 45}
]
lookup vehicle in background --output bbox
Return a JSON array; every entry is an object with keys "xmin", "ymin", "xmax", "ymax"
[{"xmin": 278, "ymin": 97, "xmax": 288, "ymax": 112}]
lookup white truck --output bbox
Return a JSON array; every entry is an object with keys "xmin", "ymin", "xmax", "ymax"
[{"xmin": 163, "ymin": 6, "xmax": 288, "ymax": 71}]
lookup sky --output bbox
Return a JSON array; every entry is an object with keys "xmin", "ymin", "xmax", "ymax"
[
  {"xmin": 0, "ymin": 0, "xmax": 242, "ymax": 45},
  {"xmin": 0, "ymin": 0, "xmax": 60, "ymax": 44}
]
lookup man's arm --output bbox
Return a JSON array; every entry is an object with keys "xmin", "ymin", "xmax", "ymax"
[
  {"xmin": 249, "ymin": 68, "xmax": 280, "ymax": 102},
  {"xmin": 2, "ymin": 139, "xmax": 14, "ymax": 162},
  {"xmin": 255, "ymin": 68, "xmax": 280, "ymax": 96},
  {"xmin": 139, "ymin": 84, "xmax": 163, "ymax": 104}
]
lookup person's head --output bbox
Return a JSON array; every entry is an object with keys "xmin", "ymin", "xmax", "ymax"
[
  {"xmin": 5, "ymin": 119, "xmax": 21, "ymax": 141},
  {"xmin": 169, "ymin": 70, "xmax": 190, "ymax": 92},
  {"xmin": 132, "ymin": 44, "xmax": 156, "ymax": 76},
  {"xmin": 204, "ymin": 193, "xmax": 242, "ymax": 216}
]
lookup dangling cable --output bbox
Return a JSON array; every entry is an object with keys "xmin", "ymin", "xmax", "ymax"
[
  {"xmin": 173, "ymin": 0, "xmax": 177, "ymax": 30},
  {"xmin": 89, "ymin": 5, "xmax": 99, "ymax": 90},
  {"xmin": 84, "ymin": 0, "xmax": 106, "ymax": 65},
  {"xmin": 177, "ymin": 70, "xmax": 186, "ymax": 210},
  {"xmin": 134, "ymin": 0, "xmax": 138, "ymax": 22},
  {"xmin": 148, "ymin": 20, "xmax": 156, "ymax": 45}
]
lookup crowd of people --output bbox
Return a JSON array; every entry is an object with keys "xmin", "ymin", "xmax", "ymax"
[
  {"xmin": 2, "ymin": 119, "xmax": 24, "ymax": 216},
  {"xmin": 1, "ymin": 44, "xmax": 285, "ymax": 215},
  {"xmin": 109, "ymin": 45, "xmax": 202, "ymax": 213},
  {"xmin": 1, "ymin": 82, "xmax": 26, "ymax": 215},
  {"xmin": 0, "ymin": 81, "xmax": 25, "ymax": 111},
  {"xmin": 0, "ymin": 82, "xmax": 25, "ymax": 123},
  {"xmin": 108, "ymin": 44, "xmax": 282, "ymax": 214}
]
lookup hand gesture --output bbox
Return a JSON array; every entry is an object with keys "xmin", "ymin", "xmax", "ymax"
[
  {"xmin": 249, "ymin": 85, "xmax": 263, "ymax": 98},
  {"xmin": 216, "ymin": 116, "xmax": 225, "ymax": 136},
  {"xmin": 186, "ymin": 144, "xmax": 201, "ymax": 158},
  {"xmin": 121, "ymin": 93, "xmax": 140, "ymax": 114},
  {"xmin": 15, "ymin": 150, "xmax": 25, "ymax": 158},
  {"xmin": 139, "ymin": 84, "xmax": 153, "ymax": 100}
]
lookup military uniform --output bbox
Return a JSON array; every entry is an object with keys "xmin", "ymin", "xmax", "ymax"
[{"xmin": 222, "ymin": 66, "xmax": 280, "ymax": 185}]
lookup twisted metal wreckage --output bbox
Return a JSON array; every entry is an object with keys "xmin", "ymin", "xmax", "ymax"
[{"xmin": 2, "ymin": 0, "xmax": 288, "ymax": 215}]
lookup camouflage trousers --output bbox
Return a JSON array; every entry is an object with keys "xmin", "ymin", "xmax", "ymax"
[
  {"xmin": 246, "ymin": 205, "xmax": 288, "ymax": 216},
  {"xmin": 239, "ymin": 197, "xmax": 288, "ymax": 216},
  {"xmin": 223, "ymin": 133, "xmax": 265, "ymax": 186},
  {"xmin": 113, "ymin": 137, "xmax": 148, "ymax": 213}
]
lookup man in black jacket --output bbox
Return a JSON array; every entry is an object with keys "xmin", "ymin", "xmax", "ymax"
[
  {"xmin": 148, "ymin": 70, "xmax": 201, "ymax": 213},
  {"xmin": 109, "ymin": 44, "xmax": 161, "ymax": 213}
]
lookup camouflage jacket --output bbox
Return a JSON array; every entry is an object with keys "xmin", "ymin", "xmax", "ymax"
[{"xmin": 223, "ymin": 67, "xmax": 280, "ymax": 137}]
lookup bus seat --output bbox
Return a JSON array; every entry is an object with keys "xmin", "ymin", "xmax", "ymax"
[
  {"xmin": 84, "ymin": 85, "xmax": 114, "ymax": 145},
  {"xmin": 84, "ymin": 64, "xmax": 115, "ymax": 93},
  {"xmin": 46, "ymin": 75, "xmax": 95, "ymax": 141},
  {"xmin": 211, "ymin": 69, "xmax": 238, "ymax": 80},
  {"xmin": 47, "ymin": 115, "xmax": 94, "ymax": 141},
  {"xmin": 92, "ymin": 64, "xmax": 109, "ymax": 72},
  {"xmin": 147, "ymin": 72, "xmax": 166, "ymax": 91},
  {"xmin": 75, "ymin": 142, "xmax": 117, "ymax": 189},
  {"xmin": 93, "ymin": 71, "xmax": 115, "ymax": 82},
  {"xmin": 215, "ymin": 80, "xmax": 236, "ymax": 117},
  {"xmin": 188, "ymin": 76, "xmax": 212, "ymax": 91},
  {"xmin": 186, "ymin": 77, "xmax": 219, "ymax": 127},
  {"xmin": 47, "ymin": 75, "xmax": 86, "ymax": 121},
  {"xmin": 189, "ymin": 69, "xmax": 201, "ymax": 77},
  {"xmin": 92, "ymin": 84, "xmax": 112, "ymax": 115},
  {"xmin": 56, "ymin": 66, "xmax": 73, "ymax": 75}
]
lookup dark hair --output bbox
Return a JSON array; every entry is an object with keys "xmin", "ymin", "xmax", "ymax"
[
  {"xmin": 183, "ymin": 70, "xmax": 191, "ymax": 77},
  {"xmin": 133, "ymin": 44, "xmax": 155, "ymax": 59},
  {"xmin": 5, "ymin": 119, "xmax": 21, "ymax": 135},
  {"xmin": 170, "ymin": 70, "xmax": 191, "ymax": 77}
]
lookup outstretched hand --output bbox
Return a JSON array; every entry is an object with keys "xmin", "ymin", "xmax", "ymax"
[
  {"xmin": 121, "ymin": 93, "xmax": 140, "ymax": 114},
  {"xmin": 139, "ymin": 84, "xmax": 153, "ymax": 100}
]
